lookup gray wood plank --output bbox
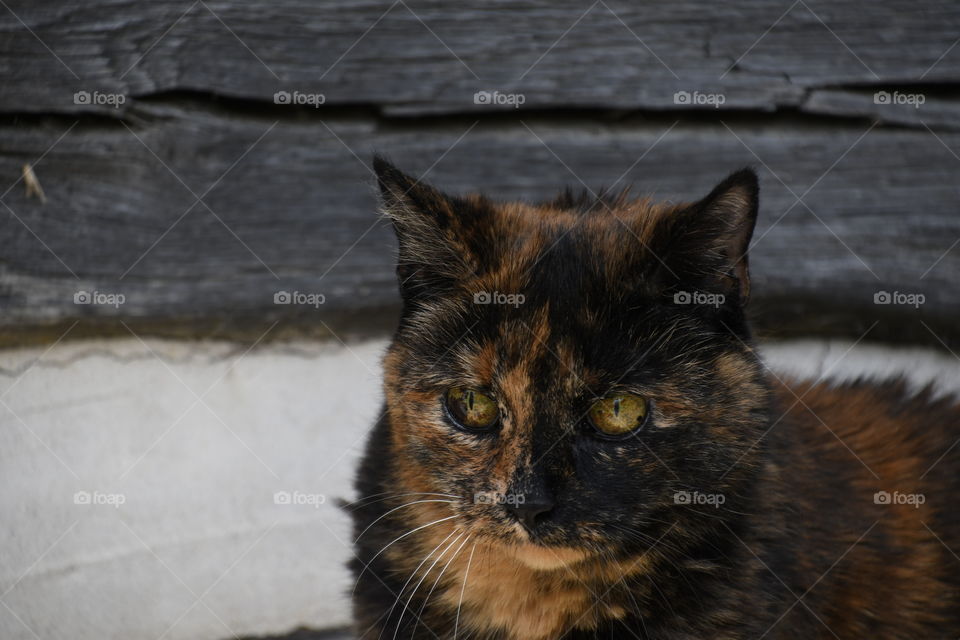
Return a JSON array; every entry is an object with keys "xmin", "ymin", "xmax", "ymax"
[
  {"xmin": 1, "ymin": 103, "xmax": 958, "ymax": 346},
  {"xmin": 1, "ymin": 1, "xmax": 958, "ymax": 119}
]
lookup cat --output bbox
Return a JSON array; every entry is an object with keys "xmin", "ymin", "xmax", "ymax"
[{"xmin": 347, "ymin": 156, "xmax": 960, "ymax": 639}]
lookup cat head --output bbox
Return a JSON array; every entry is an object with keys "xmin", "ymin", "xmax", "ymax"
[{"xmin": 375, "ymin": 156, "xmax": 771, "ymax": 565}]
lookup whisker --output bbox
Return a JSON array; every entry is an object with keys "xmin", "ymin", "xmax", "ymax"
[
  {"xmin": 616, "ymin": 566, "xmax": 648, "ymax": 636},
  {"xmin": 647, "ymin": 571, "xmax": 679, "ymax": 621},
  {"xmin": 352, "ymin": 515, "xmax": 460, "ymax": 596},
  {"xmin": 393, "ymin": 531, "xmax": 466, "ymax": 640},
  {"xmin": 345, "ymin": 491, "xmax": 460, "ymax": 508},
  {"xmin": 606, "ymin": 523, "xmax": 686, "ymax": 558},
  {"xmin": 606, "ymin": 522, "xmax": 709, "ymax": 612},
  {"xmin": 376, "ymin": 528, "xmax": 462, "ymax": 640},
  {"xmin": 453, "ymin": 542, "xmax": 477, "ymax": 639},
  {"xmin": 355, "ymin": 602, "xmax": 394, "ymax": 640},
  {"xmin": 410, "ymin": 534, "xmax": 471, "ymax": 638},
  {"xmin": 354, "ymin": 499, "xmax": 456, "ymax": 543}
]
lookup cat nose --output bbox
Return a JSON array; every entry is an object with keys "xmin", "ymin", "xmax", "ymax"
[{"xmin": 506, "ymin": 497, "xmax": 554, "ymax": 530}]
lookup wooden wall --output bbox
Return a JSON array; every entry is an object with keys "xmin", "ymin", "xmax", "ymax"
[{"xmin": 1, "ymin": 1, "xmax": 959, "ymax": 347}]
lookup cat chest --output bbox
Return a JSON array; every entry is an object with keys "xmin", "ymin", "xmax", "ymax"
[{"xmin": 433, "ymin": 544, "xmax": 632, "ymax": 640}]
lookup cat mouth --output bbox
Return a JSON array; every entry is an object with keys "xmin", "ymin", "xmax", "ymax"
[
  {"xmin": 506, "ymin": 542, "xmax": 593, "ymax": 570},
  {"xmin": 467, "ymin": 518, "xmax": 595, "ymax": 568}
]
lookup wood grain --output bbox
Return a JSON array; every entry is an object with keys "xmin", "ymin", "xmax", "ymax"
[
  {"xmin": 2, "ymin": 102, "xmax": 957, "ymax": 346},
  {"xmin": 1, "ymin": 1, "xmax": 958, "ymax": 346},
  {"xmin": 1, "ymin": 1, "xmax": 958, "ymax": 122}
]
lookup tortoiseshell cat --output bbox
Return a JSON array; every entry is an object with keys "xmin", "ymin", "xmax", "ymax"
[{"xmin": 349, "ymin": 157, "xmax": 960, "ymax": 639}]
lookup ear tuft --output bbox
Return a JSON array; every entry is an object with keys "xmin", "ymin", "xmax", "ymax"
[
  {"xmin": 372, "ymin": 155, "xmax": 409, "ymax": 201},
  {"xmin": 700, "ymin": 168, "xmax": 759, "ymax": 231}
]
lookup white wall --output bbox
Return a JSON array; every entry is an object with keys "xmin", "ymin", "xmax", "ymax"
[{"xmin": 1, "ymin": 336, "xmax": 958, "ymax": 640}]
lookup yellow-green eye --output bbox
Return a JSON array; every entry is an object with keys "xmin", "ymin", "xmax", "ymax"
[
  {"xmin": 445, "ymin": 388, "xmax": 499, "ymax": 431},
  {"xmin": 588, "ymin": 394, "xmax": 649, "ymax": 437}
]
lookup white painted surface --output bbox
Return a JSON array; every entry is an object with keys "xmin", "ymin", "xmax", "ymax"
[{"xmin": 0, "ymin": 336, "xmax": 957, "ymax": 640}]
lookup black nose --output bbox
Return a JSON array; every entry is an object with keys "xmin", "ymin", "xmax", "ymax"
[{"xmin": 506, "ymin": 497, "xmax": 554, "ymax": 530}]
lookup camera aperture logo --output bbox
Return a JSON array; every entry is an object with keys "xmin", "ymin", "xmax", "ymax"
[
  {"xmin": 474, "ymin": 291, "xmax": 525, "ymax": 307},
  {"xmin": 273, "ymin": 490, "xmax": 326, "ymax": 509},
  {"xmin": 473, "ymin": 90, "xmax": 525, "ymax": 108},
  {"xmin": 673, "ymin": 490, "xmax": 726, "ymax": 508},
  {"xmin": 874, "ymin": 490, "xmax": 925, "ymax": 509},
  {"xmin": 74, "ymin": 290, "xmax": 125, "ymax": 308},
  {"xmin": 273, "ymin": 90, "xmax": 326, "ymax": 108},
  {"xmin": 73, "ymin": 90, "xmax": 126, "ymax": 109},
  {"xmin": 474, "ymin": 491, "xmax": 526, "ymax": 506},
  {"xmin": 873, "ymin": 90, "xmax": 925, "ymax": 109},
  {"xmin": 873, "ymin": 290, "xmax": 924, "ymax": 308},
  {"xmin": 73, "ymin": 490, "xmax": 126, "ymax": 508},
  {"xmin": 673, "ymin": 290, "xmax": 725, "ymax": 308},
  {"xmin": 274, "ymin": 290, "xmax": 325, "ymax": 308},
  {"xmin": 673, "ymin": 90, "xmax": 725, "ymax": 108}
]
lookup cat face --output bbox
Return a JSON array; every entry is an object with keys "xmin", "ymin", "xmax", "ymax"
[{"xmin": 376, "ymin": 158, "xmax": 771, "ymax": 561}]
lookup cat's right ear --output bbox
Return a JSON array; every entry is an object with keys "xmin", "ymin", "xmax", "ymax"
[{"xmin": 373, "ymin": 156, "xmax": 481, "ymax": 302}]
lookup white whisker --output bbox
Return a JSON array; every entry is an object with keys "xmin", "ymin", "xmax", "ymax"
[
  {"xmin": 393, "ymin": 531, "xmax": 466, "ymax": 640},
  {"xmin": 353, "ymin": 515, "xmax": 460, "ymax": 596},
  {"xmin": 453, "ymin": 542, "xmax": 477, "ymax": 639},
  {"xmin": 376, "ymin": 528, "xmax": 460, "ymax": 640},
  {"xmin": 410, "ymin": 534, "xmax": 471, "ymax": 638},
  {"xmin": 346, "ymin": 491, "xmax": 460, "ymax": 507},
  {"xmin": 355, "ymin": 499, "xmax": 456, "ymax": 543}
]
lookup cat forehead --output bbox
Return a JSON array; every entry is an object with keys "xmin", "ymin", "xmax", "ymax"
[
  {"xmin": 488, "ymin": 194, "xmax": 677, "ymax": 239},
  {"xmin": 394, "ymin": 196, "xmax": 689, "ymax": 354},
  {"xmin": 463, "ymin": 195, "xmax": 683, "ymax": 288},
  {"xmin": 413, "ymin": 277, "xmax": 685, "ymax": 388}
]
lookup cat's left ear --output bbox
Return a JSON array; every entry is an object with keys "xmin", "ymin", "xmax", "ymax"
[{"xmin": 660, "ymin": 169, "xmax": 759, "ymax": 304}]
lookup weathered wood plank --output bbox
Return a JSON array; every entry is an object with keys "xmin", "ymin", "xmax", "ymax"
[
  {"xmin": 1, "ymin": 1, "xmax": 958, "ymax": 122},
  {"xmin": 1, "ymin": 104, "xmax": 958, "ymax": 346},
  {"xmin": 804, "ymin": 89, "xmax": 960, "ymax": 130}
]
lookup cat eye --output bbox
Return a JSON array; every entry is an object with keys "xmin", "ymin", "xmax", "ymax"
[
  {"xmin": 444, "ymin": 388, "xmax": 499, "ymax": 432},
  {"xmin": 588, "ymin": 394, "xmax": 649, "ymax": 438}
]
